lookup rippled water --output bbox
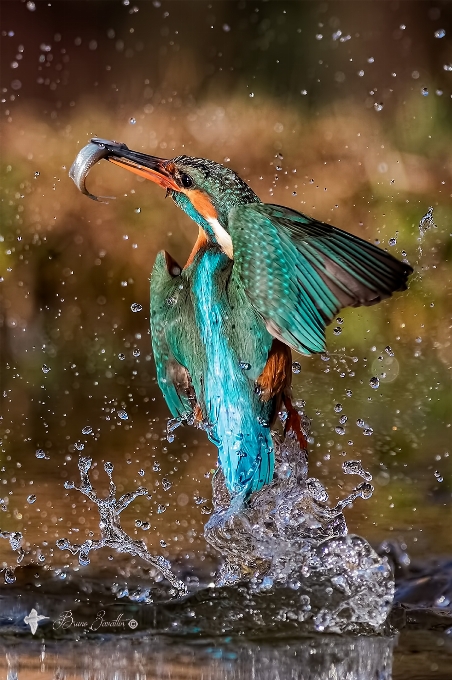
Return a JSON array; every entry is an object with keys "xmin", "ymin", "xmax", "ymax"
[{"xmin": 0, "ymin": 558, "xmax": 451, "ymax": 679}]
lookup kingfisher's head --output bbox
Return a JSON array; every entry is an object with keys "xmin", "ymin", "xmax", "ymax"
[{"xmin": 90, "ymin": 138, "xmax": 259, "ymax": 257}]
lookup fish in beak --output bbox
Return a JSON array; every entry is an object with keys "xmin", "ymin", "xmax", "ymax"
[{"xmin": 69, "ymin": 137, "xmax": 179, "ymax": 201}]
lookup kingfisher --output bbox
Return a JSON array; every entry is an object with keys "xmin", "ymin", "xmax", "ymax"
[{"xmin": 70, "ymin": 138, "xmax": 413, "ymax": 500}]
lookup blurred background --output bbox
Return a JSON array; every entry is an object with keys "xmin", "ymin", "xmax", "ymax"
[{"xmin": 0, "ymin": 0, "xmax": 451, "ymax": 572}]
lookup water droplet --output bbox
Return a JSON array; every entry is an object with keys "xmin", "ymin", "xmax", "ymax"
[
  {"xmin": 35, "ymin": 449, "xmax": 45, "ymax": 459},
  {"xmin": 129, "ymin": 117, "xmax": 136, "ymax": 124},
  {"xmin": 134, "ymin": 207, "xmax": 141, "ymax": 213},
  {"xmin": 363, "ymin": 428, "xmax": 373, "ymax": 436},
  {"xmin": 374, "ymin": 102, "xmax": 384, "ymax": 112},
  {"xmin": 335, "ymin": 426, "xmax": 345, "ymax": 435},
  {"xmin": 167, "ymin": 417, "xmax": 181, "ymax": 433},
  {"xmin": 388, "ymin": 237, "xmax": 397, "ymax": 246},
  {"xmin": 34, "ymin": 171, "xmax": 40, "ymax": 178},
  {"xmin": 79, "ymin": 553, "xmax": 90, "ymax": 566},
  {"xmin": 82, "ymin": 426, "xmax": 93, "ymax": 435},
  {"xmin": 104, "ymin": 461, "xmax": 114, "ymax": 475},
  {"xmin": 342, "ymin": 460, "xmax": 372, "ymax": 481},
  {"xmin": 356, "ymin": 481, "xmax": 374, "ymax": 499},
  {"xmin": 435, "ymin": 28, "xmax": 446, "ymax": 38},
  {"xmin": 419, "ymin": 206, "xmax": 436, "ymax": 236},
  {"xmin": 118, "ymin": 353, "xmax": 125, "ymax": 360},
  {"xmin": 356, "ymin": 418, "xmax": 365, "ymax": 428},
  {"xmin": 306, "ymin": 478, "xmax": 329, "ymax": 502},
  {"xmin": 26, "ymin": 494, "xmax": 37, "ymax": 504},
  {"xmin": 74, "ymin": 441, "xmax": 84, "ymax": 451},
  {"xmin": 384, "ymin": 346, "xmax": 394, "ymax": 357},
  {"xmin": 239, "ymin": 361, "xmax": 251, "ymax": 370},
  {"xmin": 4, "ymin": 569, "xmax": 16, "ymax": 584},
  {"xmin": 292, "ymin": 362, "xmax": 301, "ymax": 374},
  {"xmin": 334, "ymin": 403, "xmax": 343, "ymax": 413},
  {"xmin": 167, "ymin": 433, "xmax": 175, "ymax": 443},
  {"xmin": 160, "ymin": 539, "xmax": 167, "ymax": 547},
  {"xmin": 249, "ymin": 92, "xmax": 254, "ymax": 98},
  {"xmin": 141, "ymin": 521, "xmax": 150, "ymax": 530},
  {"xmin": 339, "ymin": 415, "xmax": 348, "ymax": 424},
  {"xmin": 117, "ymin": 410, "xmax": 128, "ymax": 420},
  {"xmin": 26, "ymin": 1, "xmax": 36, "ymax": 10},
  {"xmin": 56, "ymin": 538, "xmax": 70, "ymax": 549},
  {"xmin": 333, "ymin": 327, "xmax": 342, "ymax": 335},
  {"xmin": 42, "ymin": 364, "xmax": 51, "ymax": 374},
  {"xmin": 369, "ymin": 377, "xmax": 380, "ymax": 389},
  {"xmin": 133, "ymin": 348, "xmax": 140, "ymax": 357},
  {"xmin": 157, "ymin": 504, "xmax": 166, "ymax": 514},
  {"xmin": 443, "ymin": 64, "xmax": 452, "ymax": 71},
  {"xmin": 421, "ymin": 87, "xmax": 429, "ymax": 96},
  {"xmin": 131, "ymin": 303, "xmax": 142, "ymax": 312},
  {"xmin": 162, "ymin": 478, "xmax": 172, "ymax": 491},
  {"xmin": 64, "ymin": 481, "xmax": 74, "ymax": 489},
  {"xmin": 152, "ymin": 462, "xmax": 161, "ymax": 472},
  {"xmin": 138, "ymin": 469, "xmax": 145, "ymax": 476},
  {"xmin": 78, "ymin": 457, "xmax": 92, "ymax": 473},
  {"xmin": 434, "ymin": 470, "xmax": 443, "ymax": 482}
]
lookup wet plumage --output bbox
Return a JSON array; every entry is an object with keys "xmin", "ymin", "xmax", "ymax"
[{"xmin": 70, "ymin": 139, "xmax": 413, "ymax": 498}]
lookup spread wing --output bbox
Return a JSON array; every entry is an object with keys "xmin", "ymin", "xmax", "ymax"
[
  {"xmin": 229, "ymin": 203, "xmax": 413, "ymax": 355},
  {"xmin": 150, "ymin": 251, "xmax": 194, "ymax": 419}
]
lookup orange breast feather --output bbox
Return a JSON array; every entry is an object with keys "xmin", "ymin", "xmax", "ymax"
[{"xmin": 257, "ymin": 339, "xmax": 292, "ymax": 403}]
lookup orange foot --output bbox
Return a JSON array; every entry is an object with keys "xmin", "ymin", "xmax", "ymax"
[
  {"xmin": 283, "ymin": 394, "xmax": 308, "ymax": 451},
  {"xmin": 193, "ymin": 404, "xmax": 204, "ymax": 425}
]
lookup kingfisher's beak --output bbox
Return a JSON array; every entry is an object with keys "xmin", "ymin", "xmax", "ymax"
[{"xmin": 90, "ymin": 138, "xmax": 180, "ymax": 192}]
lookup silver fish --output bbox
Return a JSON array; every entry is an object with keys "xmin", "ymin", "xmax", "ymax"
[{"xmin": 69, "ymin": 141, "xmax": 115, "ymax": 202}]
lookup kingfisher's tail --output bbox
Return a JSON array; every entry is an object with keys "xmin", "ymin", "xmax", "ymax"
[{"xmin": 206, "ymin": 397, "xmax": 275, "ymax": 497}]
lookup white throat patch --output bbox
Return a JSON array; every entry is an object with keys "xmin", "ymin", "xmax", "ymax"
[{"xmin": 206, "ymin": 217, "xmax": 234, "ymax": 259}]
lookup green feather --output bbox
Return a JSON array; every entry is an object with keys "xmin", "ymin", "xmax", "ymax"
[{"xmin": 229, "ymin": 203, "xmax": 413, "ymax": 355}]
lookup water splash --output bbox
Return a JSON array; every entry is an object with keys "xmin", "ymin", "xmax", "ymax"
[
  {"xmin": 417, "ymin": 206, "xmax": 437, "ymax": 260},
  {"xmin": 57, "ymin": 457, "xmax": 187, "ymax": 595},
  {"xmin": 204, "ymin": 430, "xmax": 392, "ymax": 633},
  {"xmin": 342, "ymin": 460, "xmax": 373, "ymax": 482},
  {"xmin": 0, "ymin": 528, "xmax": 25, "ymax": 583},
  {"xmin": 419, "ymin": 206, "xmax": 436, "ymax": 237}
]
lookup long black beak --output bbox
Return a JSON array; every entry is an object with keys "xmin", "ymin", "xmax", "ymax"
[{"xmin": 90, "ymin": 138, "xmax": 179, "ymax": 191}]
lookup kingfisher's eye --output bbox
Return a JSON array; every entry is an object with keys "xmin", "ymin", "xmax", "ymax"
[{"xmin": 180, "ymin": 173, "xmax": 193, "ymax": 189}]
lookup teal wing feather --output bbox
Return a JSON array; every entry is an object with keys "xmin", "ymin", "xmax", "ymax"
[
  {"xmin": 229, "ymin": 203, "xmax": 413, "ymax": 355},
  {"xmin": 150, "ymin": 251, "xmax": 193, "ymax": 419}
]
